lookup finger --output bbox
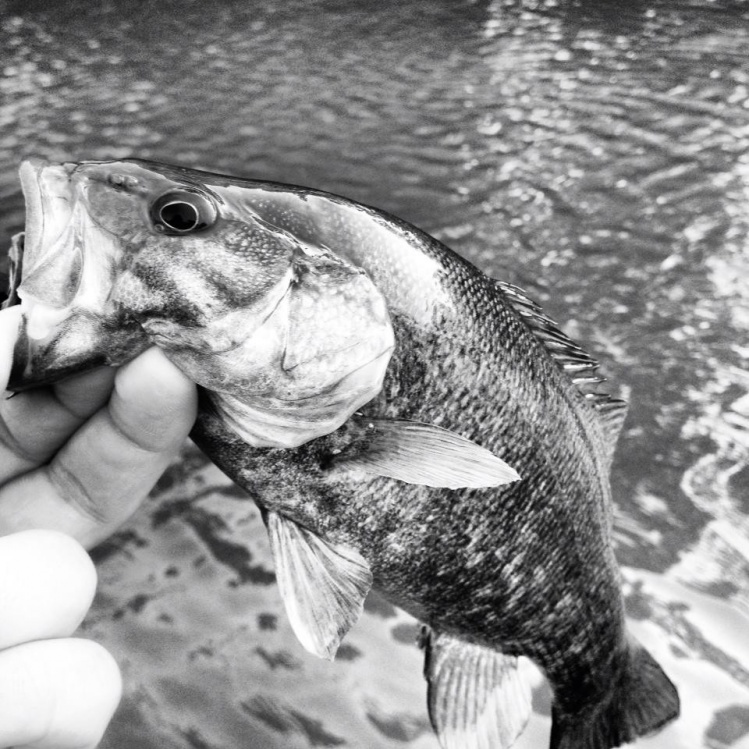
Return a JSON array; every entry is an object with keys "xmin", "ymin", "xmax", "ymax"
[
  {"xmin": 0, "ymin": 348, "xmax": 198, "ymax": 547},
  {"xmin": 0, "ymin": 530, "xmax": 96, "ymax": 650},
  {"xmin": 0, "ymin": 306, "xmax": 22, "ymax": 392},
  {"xmin": 0, "ymin": 638, "xmax": 121, "ymax": 749},
  {"xmin": 0, "ymin": 367, "xmax": 116, "ymax": 486}
]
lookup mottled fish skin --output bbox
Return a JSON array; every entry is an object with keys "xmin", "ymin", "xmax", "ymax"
[
  {"xmin": 6, "ymin": 159, "xmax": 678, "ymax": 749},
  {"xmin": 189, "ymin": 191, "xmax": 621, "ymax": 715}
]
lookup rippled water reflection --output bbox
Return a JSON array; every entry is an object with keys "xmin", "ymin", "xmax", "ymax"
[{"xmin": 1, "ymin": 0, "xmax": 748, "ymax": 747}]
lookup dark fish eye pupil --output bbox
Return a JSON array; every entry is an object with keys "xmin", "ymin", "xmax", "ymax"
[
  {"xmin": 150, "ymin": 190, "xmax": 217, "ymax": 235},
  {"xmin": 160, "ymin": 201, "xmax": 198, "ymax": 231}
]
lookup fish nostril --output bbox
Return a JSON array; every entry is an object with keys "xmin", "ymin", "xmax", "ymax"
[{"xmin": 62, "ymin": 162, "xmax": 78, "ymax": 176}]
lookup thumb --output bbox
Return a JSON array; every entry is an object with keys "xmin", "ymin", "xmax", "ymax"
[{"xmin": 0, "ymin": 307, "xmax": 22, "ymax": 393}]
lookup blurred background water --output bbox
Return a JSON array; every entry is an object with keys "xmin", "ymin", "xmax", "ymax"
[{"xmin": 1, "ymin": 0, "xmax": 748, "ymax": 747}]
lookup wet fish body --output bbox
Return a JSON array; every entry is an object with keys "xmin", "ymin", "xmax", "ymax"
[{"xmin": 4, "ymin": 159, "xmax": 679, "ymax": 749}]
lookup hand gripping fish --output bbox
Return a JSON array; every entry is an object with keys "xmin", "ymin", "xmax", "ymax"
[{"xmin": 3, "ymin": 159, "xmax": 679, "ymax": 749}]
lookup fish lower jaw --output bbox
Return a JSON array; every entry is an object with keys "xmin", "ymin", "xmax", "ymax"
[{"xmin": 17, "ymin": 292, "xmax": 72, "ymax": 341}]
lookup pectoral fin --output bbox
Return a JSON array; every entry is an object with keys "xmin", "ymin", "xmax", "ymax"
[
  {"xmin": 337, "ymin": 419, "xmax": 521, "ymax": 489},
  {"xmin": 266, "ymin": 511, "xmax": 372, "ymax": 660},
  {"xmin": 422, "ymin": 628, "xmax": 532, "ymax": 749}
]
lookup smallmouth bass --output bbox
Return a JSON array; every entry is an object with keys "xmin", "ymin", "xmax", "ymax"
[{"xmin": 3, "ymin": 158, "xmax": 679, "ymax": 749}]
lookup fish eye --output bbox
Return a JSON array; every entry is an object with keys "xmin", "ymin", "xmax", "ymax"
[{"xmin": 150, "ymin": 190, "xmax": 217, "ymax": 235}]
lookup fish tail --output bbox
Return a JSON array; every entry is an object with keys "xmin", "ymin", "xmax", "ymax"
[{"xmin": 549, "ymin": 637, "xmax": 679, "ymax": 749}]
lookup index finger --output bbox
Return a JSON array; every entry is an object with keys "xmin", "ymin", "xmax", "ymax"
[
  {"xmin": 0, "ymin": 368, "xmax": 117, "ymax": 486},
  {"xmin": 0, "ymin": 347, "xmax": 198, "ymax": 548},
  {"xmin": 0, "ymin": 307, "xmax": 117, "ymax": 485}
]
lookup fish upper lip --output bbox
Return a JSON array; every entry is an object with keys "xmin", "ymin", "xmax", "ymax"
[
  {"xmin": 14, "ymin": 158, "xmax": 84, "ymax": 340},
  {"xmin": 18, "ymin": 159, "xmax": 45, "ymax": 265},
  {"xmin": 18, "ymin": 158, "xmax": 76, "ymax": 282}
]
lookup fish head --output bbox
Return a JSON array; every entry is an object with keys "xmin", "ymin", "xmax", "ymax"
[
  {"xmin": 12, "ymin": 158, "xmax": 247, "ymax": 334},
  {"xmin": 7, "ymin": 158, "xmax": 395, "ymax": 446}
]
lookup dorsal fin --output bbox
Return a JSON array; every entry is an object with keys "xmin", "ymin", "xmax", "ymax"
[{"xmin": 495, "ymin": 280, "xmax": 627, "ymax": 463}]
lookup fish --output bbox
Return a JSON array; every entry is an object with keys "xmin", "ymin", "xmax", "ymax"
[{"xmin": 4, "ymin": 158, "xmax": 679, "ymax": 749}]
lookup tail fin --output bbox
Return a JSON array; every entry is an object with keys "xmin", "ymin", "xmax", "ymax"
[{"xmin": 550, "ymin": 638, "xmax": 679, "ymax": 749}]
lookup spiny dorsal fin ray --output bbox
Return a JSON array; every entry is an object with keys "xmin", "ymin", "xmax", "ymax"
[
  {"xmin": 495, "ymin": 280, "xmax": 627, "ymax": 463},
  {"xmin": 421, "ymin": 627, "xmax": 532, "ymax": 749},
  {"xmin": 266, "ymin": 511, "xmax": 373, "ymax": 660},
  {"xmin": 497, "ymin": 280, "xmax": 600, "ymax": 375}
]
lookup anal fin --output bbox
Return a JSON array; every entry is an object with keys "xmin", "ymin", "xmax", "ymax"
[
  {"xmin": 421, "ymin": 628, "xmax": 532, "ymax": 749},
  {"xmin": 266, "ymin": 511, "xmax": 372, "ymax": 660}
]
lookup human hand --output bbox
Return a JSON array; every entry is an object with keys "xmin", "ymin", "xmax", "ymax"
[
  {"xmin": 0, "ymin": 305, "xmax": 198, "ymax": 747},
  {"xmin": 0, "ymin": 306, "xmax": 198, "ymax": 547}
]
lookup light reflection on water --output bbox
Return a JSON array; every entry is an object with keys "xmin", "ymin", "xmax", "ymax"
[{"xmin": 1, "ymin": 0, "xmax": 748, "ymax": 747}]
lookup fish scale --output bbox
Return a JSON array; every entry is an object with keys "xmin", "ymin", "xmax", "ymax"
[{"xmin": 6, "ymin": 157, "xmax": 678, "ymax": 749}]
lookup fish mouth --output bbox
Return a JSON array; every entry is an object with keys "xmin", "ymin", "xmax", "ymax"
[
  {"xmin": 19, "ymin": 158, "xmax": 76, "ymax": 271},
  {"xmin": 4, "ymin": 158, "xmax": 90, "ymax": 391},
  {"xmin": 6, "ymin": 158, "xmax": 153, "ymax": 392},
  {"xmin": 14, "ymin": 158, "xmax": 81, "ymax": 340}
]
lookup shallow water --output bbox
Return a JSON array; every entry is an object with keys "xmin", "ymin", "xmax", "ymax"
[{"xmin": 1, "ymin": 0, "xmax": 748, "ymax": 747}]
